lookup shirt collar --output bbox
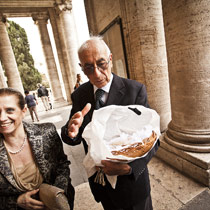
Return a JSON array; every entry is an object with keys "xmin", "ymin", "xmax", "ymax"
[{"xmin": 94, "ymin": 73, "xmax": 113, "ymax": 94}]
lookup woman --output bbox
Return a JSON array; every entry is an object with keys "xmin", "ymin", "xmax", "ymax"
[
  {"xmin": 0, "ymin": 88, "xmax": 74, "ymax": 210},
  {"xmin": 74, "ymin": 74, "xmax": 82, "ymax": 90},
  {"xmin": 24, "ymin": 90, "xmax": 39, "ymax": 122}
]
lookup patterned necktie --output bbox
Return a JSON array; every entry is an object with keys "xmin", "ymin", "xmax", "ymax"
[{"xmin": 95, "ymin": 89, "xmax": 105, "ymax": 110}]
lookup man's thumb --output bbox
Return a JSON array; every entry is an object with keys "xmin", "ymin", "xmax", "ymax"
[{"xmin": 81, "ymin": 103, "xmax": 91, "ymax": 117}]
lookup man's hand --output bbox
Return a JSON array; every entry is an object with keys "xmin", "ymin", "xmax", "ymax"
[
  {"xmin": 67, "ymin": 103, "xmax": 91, "ymax": 138},
  {"xmin": 17, "ymin": 189, "xmax": 45, "ymax": 210},
  {"xmin": 99, "ymin": 160, "xmax": 131, "ymax": 176}
]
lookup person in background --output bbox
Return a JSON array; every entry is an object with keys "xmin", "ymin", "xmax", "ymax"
[
  {"xmin": 24, "ymin": 90, "xmax": 39, "ymax": 122},
  {"xmin": 74, "ymin": 73, "xmax": 82, "ymax": 90},
  {"xmin": 37, "ymin": 84, "xmax": 50, "ymax": 111},
  {"xmin": 61, "ymin": 36, "xmax": 159, "ymax": 210},
  {"xmin": 33, "ymin": 92, "xmax": 37, "ymax": 99},
  {"xmin": 48, "ymin": 96, "xmax": 53, "ymax": 110},
  {"xmin": 0, "ymin": 88, "xmax": 75, "ymax": 210},
  {"xmin": 47, "ymin": 89, "xmax": 53, "ymax": 110}
]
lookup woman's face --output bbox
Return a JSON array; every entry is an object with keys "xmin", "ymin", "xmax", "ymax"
[{"xmin": 0, "ymin": 95, "xmax": 26, "ymax": 135}]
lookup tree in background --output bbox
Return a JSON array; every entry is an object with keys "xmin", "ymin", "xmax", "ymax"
[{"xmin": 6, "ymin": 20, "xmax": 42, "ymax": 91}]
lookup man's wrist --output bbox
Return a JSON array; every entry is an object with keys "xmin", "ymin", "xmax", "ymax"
[
  {"xmin": 123, "ymin": 164, "xmax": 132, "ymax": 175},
  {"xmin": 127, "ymin": 167, "xmax": 132, "ymax": 175},
  {"xmin": 64, "ymin": 127, "xmax": 69, "ymax": 137}
]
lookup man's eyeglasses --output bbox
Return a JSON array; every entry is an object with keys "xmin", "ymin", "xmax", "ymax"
[{"xmin": 79, "ymin": 56, "xmax": 110, "ymax": 75}]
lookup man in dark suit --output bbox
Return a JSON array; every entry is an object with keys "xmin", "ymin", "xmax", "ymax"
[{"xmin": 61, "ymin": 36, "xmax": 159, "ymax": 210}]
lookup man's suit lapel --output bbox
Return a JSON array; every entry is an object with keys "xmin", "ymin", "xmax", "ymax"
[
  {"xmin": 106, "ymin": 74, "xmax": 126, "ymax": 106},
  {"xmin": 82, "ymin": 82, "xmax": 95, "ymax": 120}
]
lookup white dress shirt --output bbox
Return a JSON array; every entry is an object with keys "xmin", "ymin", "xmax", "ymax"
[{"xmin": 93, "ymin": 73, "xmax": 113, "ymax": 103}]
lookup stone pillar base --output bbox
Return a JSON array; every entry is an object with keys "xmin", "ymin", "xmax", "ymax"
[
  {"xmin": 53, "ymin": 100, "xmax": 71, "ymax": 109},
  {"xmin": 156, "ymin": 133, "xmax": 210, "ymax": 187}
]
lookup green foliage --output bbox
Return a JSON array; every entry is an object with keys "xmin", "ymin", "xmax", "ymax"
[
  {"xmin": 42, "ymin": 81, "xmax": 50, "ymax": 88},
  {"xmin": 6, "ymin": 20, "xmax": 42, "ymax": 91}
]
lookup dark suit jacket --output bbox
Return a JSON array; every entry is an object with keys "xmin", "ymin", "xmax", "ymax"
[
  {"xmin": 0, "ymin": 122, "xmax": 74, "ymax": 210},
  {"xmin": 61, "ymin": 74, "xmax": 159, "ymax": 208}
]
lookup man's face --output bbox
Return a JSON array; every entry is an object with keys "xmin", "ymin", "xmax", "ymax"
[{"xmin": 79, "ymin": 41, "xmax": 112, "ymax": 88}]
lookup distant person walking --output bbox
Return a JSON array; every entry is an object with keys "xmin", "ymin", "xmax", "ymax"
[
  {"xmin": 37, "ymin": 83, "xmax": 50, "ymax": 111},
  {"xmin": 74, "ymin": 73, "xmax": 82, "ymax": 90},
  {"xmin": 24, "ymin": 90, "xmax": 39, "ymax": 122}
]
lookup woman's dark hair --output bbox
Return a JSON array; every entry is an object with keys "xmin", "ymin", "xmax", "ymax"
[{"xmin": 0, "ymin": 88, "xmax": 26, "ymax": 110}]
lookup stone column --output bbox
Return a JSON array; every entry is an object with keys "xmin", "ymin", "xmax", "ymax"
[
  {"xmin": 157, "ymin": 0, "xmax": 210, "ymax": 187},
  {"xmin": 120, "ymin": 0, "xmax": 171, "ymax": 132},
  {"xmin": 32, "ymin": 13, "xmax": 65, "ymax": 104},
  {"xmin": 137, "ymin": 0, "xmax": 171, "ymax": 132},
  {"xmin": 0, "ymin": 16, "xmax": 24, "ymax": 93},
  {"xmin": 55, "ymin": 0, "xmax": 80, "ymax": 88},
  {"xmin": 0, "ymin": 61, "xmax": 7, "ymax": 88},
  {"xmin": 48, "ymin": 8, "xmax": 73, "ymax": 102}
]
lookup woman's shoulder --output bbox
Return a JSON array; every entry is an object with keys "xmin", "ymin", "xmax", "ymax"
[
  {"xmin": 25, "ymin": 94, "xmax": 34, "ymax": 99},
  {"xmin": 23, "ymin": 121, "xmax": 57, "ymax": 135}
]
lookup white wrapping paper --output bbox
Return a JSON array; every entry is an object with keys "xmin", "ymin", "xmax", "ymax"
[{"xmin": 82, "ymin": 105, "xmax": 160, "ymax": 188}]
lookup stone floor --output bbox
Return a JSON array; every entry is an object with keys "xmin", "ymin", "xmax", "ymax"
[{"xmin": 25, "ymin": 102, "xmax": 210, "ymax": 210}]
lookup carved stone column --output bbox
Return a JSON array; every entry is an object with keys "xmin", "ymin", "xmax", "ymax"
[
  {"xmin": 0, "ymin": 16, "xmax": 24, "ymax": 93},
  {"xmin": 55, "ymin": 0, "xmax": 80, "ymax": 88},
  {"xmin": 48, "ymin": 8, "xmax": 73, "ymax": 103},
  {"xmin": 157, "ymin": 0, "xmax": 210, "ymax": 187},
  {"xmin": 137, "ymin": 0, "xmax": 171, "ymax": 132},
  {"xmin": 120, "ymin": 0, "xmax": 171, "ymax": 132},
  {"xmin": 32, "ymin": 13, "xmax": 65, "ymax": 104}
]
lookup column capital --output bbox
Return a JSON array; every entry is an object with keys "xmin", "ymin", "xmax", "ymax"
[
  {"xmin": 32, "ymin": 13, "xmax": 49, "ymax": 25},
  {"xmin": 0, "ymin": 14, "xmax": 6, "ymax": 23},
  {"xmin": 0, "ymin": 14, "xmax": 10, "ymax": 28},
  {"xmin": 54, "ymin": 0, "xmax": 72, "ymax": 16},
  {"xmin": 0, "ymin": 14, "xmax": 9, "ymax": 27}
]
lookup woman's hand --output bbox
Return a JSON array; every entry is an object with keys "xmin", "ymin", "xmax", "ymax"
[{"xmin": 17, "ymin": 189, "xmax": 45, "ymax": 210}]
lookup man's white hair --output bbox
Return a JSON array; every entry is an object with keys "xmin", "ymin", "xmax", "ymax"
[{"xmin": 78, "ymin": 36, "xmax": 111, "ymax": 57}]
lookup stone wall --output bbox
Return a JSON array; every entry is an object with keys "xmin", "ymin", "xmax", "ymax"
[{"xmin": 84, "ymin": 0, "xmax": 121, "ymax": 35}]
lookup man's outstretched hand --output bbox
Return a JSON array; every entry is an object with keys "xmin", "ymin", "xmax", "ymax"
[{"xmin": 67, "ymin": 103, "xmax": 91, "ymax": 138}]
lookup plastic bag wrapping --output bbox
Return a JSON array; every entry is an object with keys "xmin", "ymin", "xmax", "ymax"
[{"xmin": 82, "ymin": 105, "xmax": 160, "ymax": 189}]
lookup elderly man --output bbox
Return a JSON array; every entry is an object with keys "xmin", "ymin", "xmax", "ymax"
[{"xmin": 61, "ymin": 36, "xmax": 159, "ymax": 210}]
